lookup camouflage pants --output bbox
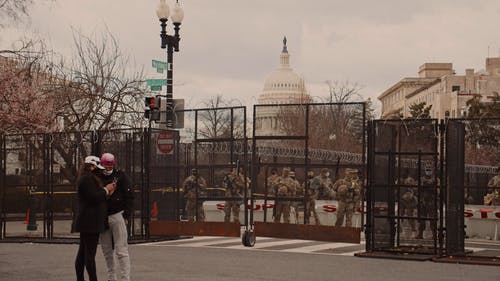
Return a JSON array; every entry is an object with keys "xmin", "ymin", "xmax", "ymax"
[
  {"xmin": 224, "ymin": 201, "xmax": 240, "ymax": 223},
  {"xmin": 335, "ymin": 201, "xmax": 355, "ymax": 227},
  {"xmin": 305, "ymin": 199, "xmax": 320, "ymax": 225},
  {"xmin": 417, "ymin": 203, "xmax": 436, "ymax": 238},
  {"xmin": 186, "ymin": 199, "xmax": 205, "ymax": 222},
  {"xmin": 274, "ymin": 202, "xmax": 290, "ymax": 223},
  {"xmin": 400, "ymin": 206, "xmax": 416, "ymax": 231},
  {"xmin": 292, "ymin": 202, "xmax": 303, "ymax": 224}
]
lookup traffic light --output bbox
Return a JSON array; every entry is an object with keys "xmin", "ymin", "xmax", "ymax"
[
  {"xmin": 145, "ymin": 96, "xmax": 161, "ymax": 109},
  {"xmin": 144, "ymin": 96, "xmax": 161, "ymax": 120}
]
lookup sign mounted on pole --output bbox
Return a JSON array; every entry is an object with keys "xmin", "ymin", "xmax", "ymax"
[
  {"xmin": 150, "ymin": 85, "xmax": 162, "ymax": 92},
  {"xmin": 146, "ymin": 79, "xmax": 166, "ymax": 91},
  {"xmin": 156, "ymin": 131, "xmax": 175, "ymax": 155},
  {"xmin": 146, "ymin": 79, "xmax": 167, "ymax": 87},
  {"xmin": 152, "ymin": 60, "xmax": 168, "ymax": 73}
]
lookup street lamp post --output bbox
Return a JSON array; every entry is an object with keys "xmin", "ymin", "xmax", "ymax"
[{"xmin": 156, "ymin": 0, "xmax": 184, "ymax": 128}]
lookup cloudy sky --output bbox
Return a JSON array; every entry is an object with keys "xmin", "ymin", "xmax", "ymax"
[{"xmin": 2, "ymin": 0, "xmax": 500, "ymax": 113}]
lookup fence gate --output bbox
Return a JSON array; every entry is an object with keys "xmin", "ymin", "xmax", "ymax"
[
  {"xmin": 250, "ymin": 102, "xmax": 366, "ymax": 244},
  {"xmin": 365, "ymin": 119, "xmax": 443, "ymax": 259},
  {"xmin": 149, "ymin": 106, "xmax": 248, "ymax": 239}
]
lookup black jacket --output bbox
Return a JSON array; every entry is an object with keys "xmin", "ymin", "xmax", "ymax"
[
  {"xmin": 74, "ymin": 172, "xmax": 108, "ymax": 233},
  {"xmin": 97, "ymin": 170, "xmax": 134, "ymax": 219}
]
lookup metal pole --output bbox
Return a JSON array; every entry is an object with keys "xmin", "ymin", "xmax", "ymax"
[{"xmin": 166, "ymin": 44, "xmax": 174, "ymax": 128}]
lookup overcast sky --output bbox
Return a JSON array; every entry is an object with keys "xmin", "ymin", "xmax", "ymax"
[{"xmin": 2, "ymin": 0, "xmax": 500, "ymax": 112}]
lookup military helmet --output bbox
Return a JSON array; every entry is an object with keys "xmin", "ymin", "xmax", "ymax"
[{"xmin": 282, "ymin": 167, "xmax": 291, "ymax": 177}]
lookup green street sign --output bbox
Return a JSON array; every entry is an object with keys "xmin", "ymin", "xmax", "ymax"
[
  {"xmin": 152, "ymin": 60, "xmax": 167, "ymax": 73},
  {"xmin": 152, "ymin": 60, "xmax": 167, "ymax": 69},
  {"xmin": 150, "ymin": 85, "xmax": 162, "ymax": 91},
  {"xmin": 146, "ymin": 79, "xmax": 166, "ymax": 87}
]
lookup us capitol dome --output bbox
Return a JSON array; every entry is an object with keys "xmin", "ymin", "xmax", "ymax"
[{"xmin": 255, "ymin": 37, "xmax": 312, "ymax": 136}]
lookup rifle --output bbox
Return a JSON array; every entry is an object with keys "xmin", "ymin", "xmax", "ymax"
[{"xmin": 334, "ymin": 157, "xmax": 341, "ymax": 180}]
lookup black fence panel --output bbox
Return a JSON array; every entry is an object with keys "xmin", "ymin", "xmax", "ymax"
[
  {"xmin": 251, "ymin": 102, "xmax": 366, "ymax": 242},
  {"xmin": 147, "ymin": 106, "xmax": 248, "ymax": 238},
  {"xmin": 0, "ymin": 129, "xmax": 165, "ymax": 241},
  {"xmin": 445, "ymin": 120, "xmax": 465, "ymax": 256},
  {"xmin": 367, "ymin": 119, "xmax": 441, "ymax": 255},
  {"xmin": 366, "ymin": 117, "xmax": 499, "ymax": 258}
]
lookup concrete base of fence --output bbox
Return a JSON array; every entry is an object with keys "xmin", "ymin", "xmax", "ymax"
[{"xmin": 254, "ymin": 221, "xmax": 361, "ymax": 243}]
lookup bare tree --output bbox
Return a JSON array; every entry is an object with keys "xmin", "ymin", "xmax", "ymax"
[
  {"xmin": 197, "ymin": 95, "xmax": 244, "ymax": 139},
  {"xmin": 324, "ymin": 80, "xmax": 363, "ymax": 103},
  {"xmin": 1, "ymin": 29, "xmax": 148, "ymax": 183},
  {"xmin": 39, "ymin": 28, "xmax": 148, "ymax": 181},
  {"xmin": 46, "ymin": 28, "xmax": 147, "ymax": 132},
  {"xmin": 274, "ymin": 80, "xmax": 367, "ymax": 153}
]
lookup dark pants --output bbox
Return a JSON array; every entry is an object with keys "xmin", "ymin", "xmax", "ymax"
[{"xmin": 75, "ymin": 232, "xmax": 100, "ymax": 281}]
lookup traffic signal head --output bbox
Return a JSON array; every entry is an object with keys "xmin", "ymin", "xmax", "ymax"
[
  {"xmin": 144, "ymin": 96, "xmax": 161, "ymax": 121},
  {"xmin": 145, "ymin": 97, "xmax": 156, "ymax": 109}
]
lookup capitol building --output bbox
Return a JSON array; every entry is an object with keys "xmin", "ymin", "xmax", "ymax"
[{"xmin": 255, "ymin": 37, "xmax": 312, "ymax": 136}]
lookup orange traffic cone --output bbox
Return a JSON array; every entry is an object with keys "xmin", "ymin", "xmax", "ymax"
[
  {"xmin": 151, "ymin": 201, "xmax": 158, "ymax": 218},
  {"xmin": 24, "ymin": 208, "xmax": 30, "ymax": 224}
]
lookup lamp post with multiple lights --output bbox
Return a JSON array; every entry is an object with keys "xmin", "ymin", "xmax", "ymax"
[{"xmin": 156, "ymin": 0, "xmax": 184, "ymax": 128}]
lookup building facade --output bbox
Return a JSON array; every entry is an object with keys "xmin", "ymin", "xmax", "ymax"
[
  {"xmin": 255, "ymin": 37, "xmax": 312, "ymax": 136},
  {"xmin": 379, "ymin": 58, "xmax": 500, "ymax": 119}
]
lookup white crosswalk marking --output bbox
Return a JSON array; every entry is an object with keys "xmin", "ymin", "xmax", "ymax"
[
  {"xmin": 138, "ymin": 236, "xmax": 497, "ymax": 257},
  {"xmin": 226, "ymin": 239, "xmax": 306, "ymax": 250},
  {"xmin": 142, "ymin": 236, "xmax": 239, "ymax": 247},
  {"xmin": 282, "ymin": 242, "xmax": 354, "ymax": 253},
  {"xmin": 140, "ymin": 236, "xmax": 366, "ymax": 256}
]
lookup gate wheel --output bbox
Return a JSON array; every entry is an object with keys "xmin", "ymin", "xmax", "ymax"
[{"xmin": 242, "ymin": 230, "xmax": 256, "ymax": 247}]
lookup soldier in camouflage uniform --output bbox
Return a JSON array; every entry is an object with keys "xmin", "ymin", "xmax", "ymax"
[
  {"xmin": 266, "ymin": 168, "xmax": 279, "ymax": 195},
  {"xmin": 485, "ymin": 167, "xmax": 500, "ymax": 206},
  {"xmin": 289, "ymin": 171, "xmax": 303, "ymax": 224},
  {"xmin": 334, "ymin": 168, "xmax": 361, "ymax": 227},
  {"xmin": 311, "ymin": 168, "xmax": 334, "ymax": 200},
  {"xmin": 400, "ymin": 174, "xmax": 417, "ymax": 232},
  {"xmin": 416, "ymin": 167, "xmax": 439, "ymax": 239},
  {"xmin": 274, "ymin": 168, "xmax": 296, "ymax": 223},
  {"xmin": 183, "ymin": 169, "xmax": 207, "ymax": 222},
  {"xmin": 223, "ymin": 167, "xmax": 245, "ymax": 223},
  {"xmin": 304, "ymin": 170, "xmax": 321, "ymax": 225}
]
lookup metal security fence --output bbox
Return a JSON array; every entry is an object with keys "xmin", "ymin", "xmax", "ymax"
[
  {"xmin": 366, "ymin": 119, "xmax": 442, "ymax": 256},
  {"xmin": 148, "ymin": 106, "xmax": 249, "ymax": 239},
  {"xmin": 0, "ymin": 129, "xmax": 169, "ymax": 241},
  {"xmin": 250, "ymin": 102, "xmax": 366, "ymax": 243},
  {"xmin": 364, "ymin": 117, "xmax": 499, "ymax": 259},
  {"xmin": 2, "ymin": 108, "xmax": 496, "ymax": 253}
]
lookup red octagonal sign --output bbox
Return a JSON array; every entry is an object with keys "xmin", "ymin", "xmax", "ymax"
[{"xmin": 156, "ymin": 131, "xmax": 174, "ymax": 155}]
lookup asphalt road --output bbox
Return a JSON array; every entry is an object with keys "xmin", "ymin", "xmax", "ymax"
[{"xmin": 1, "ymin": 241, "xmax": 499, "ymax": 281}]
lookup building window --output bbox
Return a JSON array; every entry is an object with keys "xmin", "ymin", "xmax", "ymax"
[{"xmin": 452, "ymin": 85, "xmax": 460, "ymax": 92}]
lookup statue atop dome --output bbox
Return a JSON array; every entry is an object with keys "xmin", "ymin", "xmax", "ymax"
[{"xmin": 282, "ymin": 36, "xmax": 288, "ymax": 53}]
